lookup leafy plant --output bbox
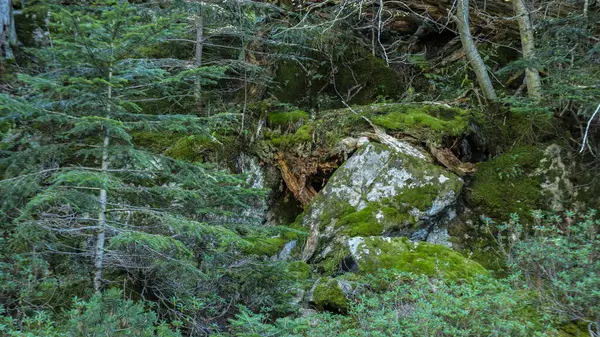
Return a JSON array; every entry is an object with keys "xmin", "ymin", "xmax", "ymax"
[{"xmin": 499, "ymin": 210, "xmax": 600, "ymax": 336}]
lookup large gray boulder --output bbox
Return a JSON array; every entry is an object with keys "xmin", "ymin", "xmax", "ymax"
[{"xmin": 299, "ymin": 141, "xmax": 463, "ymax": 264}]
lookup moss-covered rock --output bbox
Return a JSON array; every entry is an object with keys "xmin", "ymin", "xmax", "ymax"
[
  {"xmin": 369, "ymin": 103, "xmax": 474, "ymax": 141},
  {"xmin": 258, "ymin": 103, "xmax": 476, "ymax": 170},
  {"xmin": 467, "ymin": 144, "xmax": 574, "ymax": 220},
  {"xmin": 244, "ymin": 228, "xmax": 305, "ymax": 258},
  {"xmin": 268, "ymin": 110, "xmax": 309, "ymax": 129},
  {"xmin": 286, "ymin": 261, "xmax": 311, "ymax": 281},
  {"xmin": 310, "ymin": 277, "xmax": 351, "ymax": 313},
  {"xmin": 347, "ymin": 236, "xmax": 487, "ymax": 280},
  {"xmin": 270, "ymin": 124, "xmax": 314, "ymax": 147},
  {"xmin": 299, "ymin": 142, "xmax": 463, "ymax": 268}
]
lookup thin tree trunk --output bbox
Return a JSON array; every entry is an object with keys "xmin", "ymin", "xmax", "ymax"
[
  {"xmin": 94, "ymin": 65, "xmax": 112, "ymax": 293},
  {"xmin": 195, "ymin": 7, "xmax": 203, "ymax": 66},
  {"xmin": 240, "ymin": 38, "xmax": 247, "ymax": 135},
  {"xmin": 195, "ymin": 6, "xmax": 203, "ymax": 114},
  {"xmin": 455, "ymin": 0, "xmax": 497, "ymax": 102},
  {"xmin": 0, "ymin": 0, "xmax": 16, "ymax": 60},
  {"xmin": 513, "ymin": 0, "xmax": 542, "ymax": 100},
  {"xmin": 584, "ymin": 0, "xmax": 589, "ymax": 18}
]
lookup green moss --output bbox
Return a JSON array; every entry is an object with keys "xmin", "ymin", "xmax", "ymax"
[
  {"xmin": 13, "ymin": 2, "xmax": 47, "ymax": 47},
  {"xmin": 270, "ymin": 124, "xmax": 314, "ymax": 147},
  {"xmin": 261, "ymin": 103, "xmax": 474, "ymax": 158},
  {"xmin": 333, "ymin": 201, "xmax": 419, "ymax": 236},
  {"xmin": 344, "ymin": 219, "xmax": 384, "ymax": 237},
  {"xmin": 369, "ymin": 104, "xmax": 474, "ymax": 139},
  {"xmin": 312, "ymin": 278, "xmax": 348, "ymax": 312},
  {"xmin": 559, "ymin": 321, "xmax": 589, "ymax": 337},
  {"xmin": 131, "ymin": 131, "xmax": 180, "ymax": 153},
  {"xmin": 268, "ymin": 110, "xmax": 309, "ymax": 128},
  {"xmin": 468, "ymin": 145, "xmax": 545, "ymax": 220},
  {"xmin": 317, "ymin": 198, "xmax": 353, "ymax": 228},
  {"xmin": 394, "ymin": 184, "xmax": 439, "ymax": 211},
  {"xmin": 286, "ymin": 261, "xmax": 311, "ymax": 281},
  {"xmin": 449, "ymin": 221, "xmax": 507, "ymax": 276},
  {"xmin": 336, "ymin": 204, "xmax": 383, "ymax": 237},
  {"xmin": 244, "ymin": 236, "xmax": 288, "ymax": 256},
  {"xmin": 244, "ymin": 228, "xmax": 304, "ymax": 257},
  {"xmin": 354, "ymin": 237, "xmax": 487, "ymax": 280},
  {"xmin": 320, "ymin": 244, "xmax": 350, "ymax": 275},
  {"xmin": 379, "ymin": 206, "xmax": 416, "ymax": 229}
]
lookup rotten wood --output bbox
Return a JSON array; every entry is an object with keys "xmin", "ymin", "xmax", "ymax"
[
  {"xmin": 274, "ymin": 151, "xmax": 317, "ymax": 207},
  {"xmin": 428, "ymin": 144, "xmax": 476, "ymax": 176}
]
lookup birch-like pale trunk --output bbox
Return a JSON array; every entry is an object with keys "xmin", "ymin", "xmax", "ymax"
[
  {"xmin": 455, "ymin": 0, "xmax": 498, "ymax": 102},
  {"xmin": 94, "ymin": 64, "xmax": 112, "ymax": 293},
  {"xmin": 240, "ymin": 37, "xmax": 248, "ymax": 135},
  {"xmin": 513, "ymin": 0, "xmax": 542, "ymax": 100},
  {"xmin": 195, "ymin": 6, "xmax": 204, "ymax": 114}
]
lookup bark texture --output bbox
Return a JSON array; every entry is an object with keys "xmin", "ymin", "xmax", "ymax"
[
  {"xmin": 513, "ymin": 0, "xmax": 542, "ymax": 100},
  {"xmin": 0, "ymin": 0, "xmax": 16, "ymax": 60},
  {"xmin": 455, "ymin": 0, "xmax": 498, "ymax": 102},
  {"xmin": 94, "ymin": 68, "xmax": 112, "ymax": 293},
  {"xmin": 274, "ymin": 151, "xmax": 318, "ymax": 207}
]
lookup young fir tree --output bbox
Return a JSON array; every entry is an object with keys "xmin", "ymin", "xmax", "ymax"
[{"xmin": 0, "ymin": 0, "xmax": 261, "ymax": 306}]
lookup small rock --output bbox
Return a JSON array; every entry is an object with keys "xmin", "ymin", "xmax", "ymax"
[{"xmin": 275, "ymin": 240, "xmax": 297, "ymax": 260}]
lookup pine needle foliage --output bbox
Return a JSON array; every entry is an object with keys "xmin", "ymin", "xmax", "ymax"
[{"xmin": 0, "ymin": 0, "xmax": 266, "ymax": 328}]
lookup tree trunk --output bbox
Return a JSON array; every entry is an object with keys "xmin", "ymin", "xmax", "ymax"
[
  {"xmin": 195, "ymin": 7, "xmax": 203, "ymax": 67},
  {"xmin": 240, "ymin": 38, "xmax": 247, "ymax": 135},
  {"xmin": 513, "ymin": 0, "xmax": 542, "ymax": 100},
  {"xmin": 455, "ymin": 0, "xmax": 498, "ymax": 102},
  {"xmin": 94, "ymin": 68, "xmax": 112, "ymax": 293},
  {"xmin": 195, "ymin": 6, "xmax": 203, "ymax": 114},
  {"xmin": 0, "ymin": 0, "xmax": 16, "ymax": 60}
]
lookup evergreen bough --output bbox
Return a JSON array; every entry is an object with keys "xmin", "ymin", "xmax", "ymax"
[{"xmin": 0, "ymin": 0, "xmax": 263, "ymax": 324}]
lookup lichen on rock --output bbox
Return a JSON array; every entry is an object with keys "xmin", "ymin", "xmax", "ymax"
[
  {"xmin": 468, "ymin": 144, "xmax": 575, "ymax": 221},
  {"xmin": 299, "ymin": 142, "xmax": 463, "ymax": 264}
]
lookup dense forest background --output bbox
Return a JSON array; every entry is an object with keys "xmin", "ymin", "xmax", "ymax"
[{"xmin": 0, "ymin": 0, "xmax": 599, "ymax": 336}]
